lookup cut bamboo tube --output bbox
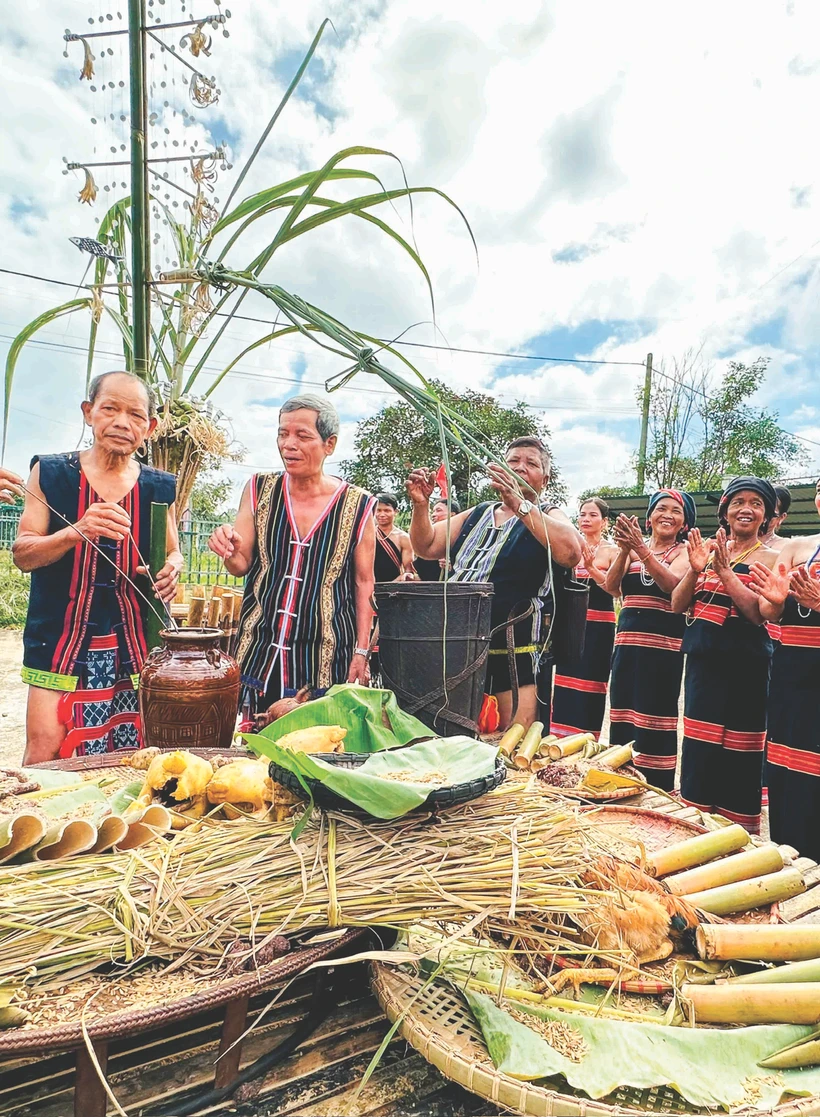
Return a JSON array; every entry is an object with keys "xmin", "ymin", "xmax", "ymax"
[
  {"xmin": 187, "ymin": 595, "xmax": 206, "ymax": 627},
  {"xmin": 0, "ymin": 814, "xmax": 46, "ymax": 864},
  {"xmin": 728, "ymin": 958, "xmax": 820, "ymax": 985},
  {"xmin": 537, "ymin": 734, "xmax": 559, "ymax": 757},
  {"xmin": 174, "ymin": 582, "xmax": 186, "ymax": 605},
  {"xmin": 498, "ymin": 724, "xmax": 525, "ymax": 757},
  {"xmin": 597, "ymin": 743, "xmax": 633, "ymax": 769},
  {"xmin": 682, "ymin": 982, "xmax": 820, "ymax": 1025},
  {"xmin": 513, "ymin": 722, "xmax": 545, "ymax": 769},
  {"xmin": 548, "ymin": 733, "xmax": 594, "ymax": 761},
  {"xmin": 665, "ymin": 844, "xmax": 784, "ymax": 896},
  {"xmin": 190, "ymin": 583, "xmax": 206, "ymax": 598},
  {"xmin": 31, "ymin": 819, "xmax": 97, "ymax": 861},
  {"xmin": 645, "ymin": 823, "xmax": 750, "ymax": 877},
  {"xmin": 207, "ymin": 595, "xmax": 221, "ymax": 628},
  {"xmin": 698, "ymin": 924, "xmax": 820, "ymax": 963},
  {"xmin": 530, "ymin": 757, "xmax": 552, "ymax": 772},
  {"xmin": 90, "ymin": 815, "xmax": 129, "ymax": 855},
  {"xmin": 684, "ymin": 867, "xmax": 805, "ymax": 916},
  {"xmin": 759, "ymin": 1032, "xmax": 820, "ymax": 1069}
]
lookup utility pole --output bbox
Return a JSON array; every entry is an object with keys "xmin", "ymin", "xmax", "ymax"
[
  {"xmin": 128, "ymin": 0, "xmax": 150, "ymax": 378},
  {"xmin": 636, "ymin": 352, "xmax": 653, "ymax": 492}
]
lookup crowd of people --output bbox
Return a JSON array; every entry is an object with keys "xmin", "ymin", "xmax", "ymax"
[{"xmin": 5, "ymin": 375, "xmax": 820, "ymax": 861}]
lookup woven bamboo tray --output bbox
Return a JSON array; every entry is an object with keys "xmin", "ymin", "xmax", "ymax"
[
  {"xmin": 537, "ymin": 764, "xmax": 647, "ymax": 801},
  {"xmin": 371, "ymin": 964, "xmax": 820, "ymax": 1117}
]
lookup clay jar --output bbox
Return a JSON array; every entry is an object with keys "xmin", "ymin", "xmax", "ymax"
[{"xmin": 140, "ymin": 628, "xmax": 240, "ymax": 750}]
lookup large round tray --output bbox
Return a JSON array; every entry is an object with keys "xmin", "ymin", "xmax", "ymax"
[{"xmin": 270, "ymin": 751, "xmax": 506, "ymax": 812}]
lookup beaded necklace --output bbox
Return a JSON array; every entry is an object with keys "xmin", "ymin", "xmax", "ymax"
[
  {"xmin": 685, "ymin": 539, "xmax": 762, "ymax": 625},
  {"xmin": 638, "ymin": 541, "xmax": 680, "ymax": 587}
]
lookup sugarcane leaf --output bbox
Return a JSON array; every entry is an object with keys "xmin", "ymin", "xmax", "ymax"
[
  {"xmin": 3, "ymin": 299, "xmax": 92, "ymax": 458},
  {"xmin": 202, "ymin": 324, "xmax": 306, "ymax": 398},
  {"xmin": 101, "ymin": 303, "xmax": 134, "ymax": 353},
  {"xmin": 217, "ymin": 19, "xmax": 334, "ymax": 222}
]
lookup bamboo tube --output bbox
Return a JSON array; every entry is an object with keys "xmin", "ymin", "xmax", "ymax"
[
  {"xmin": 698, "ymin": 924, "xmax": 820, "ymax": 963},
  {"xmin": 146, "ymin": 502, "xmax": 168, "ymax": 652},
  {"xmin": 207, "ymin": 594, "xmax": 221, "ymax": 628},
  {"xmin": 187, "ymin": 595, "xmax": 206, "ymax": 627},
  {"xmin": 190, "ymin": 583, "xmax": 206, "ymax": 598},
  {"xmin": 548, "ymin": 733, "xmax": 594, "ymax": 761},
  {"xmin": 537, "ymin": 734, "xmax": 559, "ymax": 757},
  {"xmin": 597, "ymin": 743, "xmax": 633, "ymax": 769},
  {"xmin": 31, "ymin": 820, "xmax": 97, "ymax": 861},
  {"xmin": 759, "ymin": 1032, "xmax": 820, "ymax": 1069},
  {"xmin": 682, "ymin": 982, "xmax": 820, "ymax": 1025},
  {"xmin": 0, "ymin": 814, "xmax": 46, "ymax": 864},
  {"xmin": 90, "ymin": 815, "xmax": 129, "ymax": 855},
  {"xmin": 530, "ymin": 758, "xmax": 551, "ymax": 772},
  {"xmin": 684, "ymin": 867, "xmax": 805, "ymax": 916},
  {"xmin": 645, "ymin": 823, "xmax": 750, "ymax": 877},
  {"xmin": 498, "ymin": 724, "xmax": 525, "ymax": 756},
  {"xmin": 728, "ymin": 958, "xmax": 820, "ymax": 985},
  {"xmin": 174, "ymin": 581, "xmax": 186, "ymax": 605},
  {"xmin": 665, "ymin": 845, "xmax": 784, "ymax": 896},
  {"xmin": 513, "ymin": 722, "xmax": 545, "ymax": 769}
]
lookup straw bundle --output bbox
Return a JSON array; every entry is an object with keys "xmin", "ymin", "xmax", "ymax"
[{"xmin": 0, "ymin": 784, "xmax": 597, "ymax": 987}]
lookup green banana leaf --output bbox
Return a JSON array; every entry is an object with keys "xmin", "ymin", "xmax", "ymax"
[
  {"xmin": 108, "ymin": 781, "xmax": 143, "ymax": 817},
  {"xmin": 39, "ymin": 784, "xmax": 108, "ymax": 821},
  {"xmin": 466, "ymin": 990, "xmax": 820, "ymax": 1110},
  {"xmin": 20, "ymin": 768, "xmax": 85, "ymax": 790},
  {"xmin": 250, "ymin": 685, "xmax": 433, "ymax": 754},
  {"xmin": 247, "ymin": 737, "xmax": 498, "ymax": 819}
]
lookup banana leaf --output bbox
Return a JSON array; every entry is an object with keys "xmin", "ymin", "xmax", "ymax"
[
  {"xmin": 251, "ymin": 685, "xmax": 432, "ymax": 753},
  {"xmin": 248, "ymin": 737, "xmax": 498, "ymax": 819},
  {"xmin": 466, "ymin": 990, "xmax": 820, "ymax": 1110},
  {"xmin": 38, "ymin": 784, "xmax": 108, "ymax": 821},
  {"xmin": 20, "ymin": 768, "xmax": 85, "ymax": 791},
  {"xmin": 108, "ymin": 780, "xmax": 143, "ymax": 817}
]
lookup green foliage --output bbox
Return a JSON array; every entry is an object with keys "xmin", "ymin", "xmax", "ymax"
[
  {"xmin": 188, "ymin": 474, "xmax": 235, "ymax": 521},
  {"xmin": 640, "ymin": 353, "xmax": 805, "ymax": 493},
  {"xmin": 0, "ymin": 552, "xmax": 29, "ymax": 628},
  {"xmin": 577, "ymin": 484, "xmax": 642, "ymax": 504},
  {"xmin": 340, "ymin": 381, "xmax": 567, "ymax": 507}
]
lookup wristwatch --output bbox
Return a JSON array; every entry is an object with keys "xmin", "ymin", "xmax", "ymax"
[
  {"xmin": 517, "ymin": 500, "xmax": 534, "ymax": 517},
  {"xmin": 353, "ymin": 647, "xmax": 370, "ymax": 658}
]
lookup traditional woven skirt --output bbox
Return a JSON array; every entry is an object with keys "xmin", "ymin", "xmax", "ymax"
[
  {"xmin": 57, "ymin": 634, "xmax": 141, "ymax": 758},
  {"xmin": 766, "ymin": 607, "xmax": 820, "ymax": 858},
  {"xmin": 551, "ymin": 582, "xmax": 615, "ymax": 740},
  {"xmin": 680, "ymin": 647, "xmax": 769, "ymax": 834}
]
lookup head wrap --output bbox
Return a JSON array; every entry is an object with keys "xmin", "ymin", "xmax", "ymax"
[
  {"xmin": 718, "ymin": 476, "xmax": 777, "ymax": 532},
  {"xmin": 645, "ymin": 488, "xmax": 697, "ymax": 540}
]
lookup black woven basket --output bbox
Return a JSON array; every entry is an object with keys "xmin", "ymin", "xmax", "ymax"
[{"xmin": 269, "ymin": 752, "xmax": 506, "ymax": 813}]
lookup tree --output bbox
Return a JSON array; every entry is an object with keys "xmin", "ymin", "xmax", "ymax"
[
  {"xmin": 641, "ymin": 353, "xmax": 804, "ymax": 491},
  {"xmin": 189, "ymin": 475, "xmax": 236, "ymax": 522},
  {"xmin": 341, "ymin": 381, "xmax": 567, "ymax": 507}
]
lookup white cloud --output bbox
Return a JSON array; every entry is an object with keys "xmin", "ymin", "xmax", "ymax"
[{"xmin": 3, "ymin": 0, "xmax": 820, "ymax": 503}]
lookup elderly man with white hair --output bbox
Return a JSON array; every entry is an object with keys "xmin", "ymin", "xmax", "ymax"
[{"xmin": 209, "ymin": 394, "xmax": 376, "ymax": 722}]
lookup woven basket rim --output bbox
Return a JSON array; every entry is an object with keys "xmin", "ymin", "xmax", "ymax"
[{"xmin": 370, "ymin": 963, "xmax": 820, "ymax": 1117}]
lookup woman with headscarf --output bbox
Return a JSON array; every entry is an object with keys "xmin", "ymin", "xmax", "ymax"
[
  {"xmin": 671, "ymin": 477, "xmax": 778, "ymax": 833},
  {"xmin": 750, "ymin": 477, "xmax": 820, "ymax": 857},
  {"xmin": 604, "ymin": 490, "xmax": 694, "ymax": 789},
  {"xmin": 551, "ymin": 497, "xmax": 618, "ymax": 740}
]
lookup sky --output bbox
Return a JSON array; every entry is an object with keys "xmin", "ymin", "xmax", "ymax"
[{"xmin": 3, "ymin": 0, "xmax": 820, "ymax": 506}]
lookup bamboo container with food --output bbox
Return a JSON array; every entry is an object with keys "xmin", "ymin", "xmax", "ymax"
[
  {"xmin": 683, "ymin": 867, "xmax": 805, "ymax": 916},
  {"xmin": 682, "ymin": 982, "xmax": 820, "ymax": 1025},
  {"xmin": 593, "ymin": 743, "xmax": 633, "ymax": 769},
  {"xmin": 513, "ymin": 722, "xmax": 545, "ymax": 769},
  {"xmin": 645, "ymin": 823, "xmax": 750, "ymax": 877},
  {"xmin": 664, "ymin": 844, "xmax": 784, "ymax": 896},
  {"xmin": 697, "ymin": 924, "xmax": 820, "ymax": 963},
  {"xmin": 547, "ymin": 733, "xmax": 594, "ymax": 761}
]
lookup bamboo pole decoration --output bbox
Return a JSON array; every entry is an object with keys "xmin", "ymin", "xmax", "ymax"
[
  {"xmin": 645, "ymin": 823, "xmax": 750, "ymax": 877},
  {"xmin": 146, "ymin": 502, "xmax": 168, "ymax": 651},
  {"xmin": 513, "ymin": 722, "xmax": 544, "ymax": 769},
  {"xmin": 207, "ymin": 594, "xmax": 221, "ymax": 628},
  {"xmin": 727, "ymin": 958, "xmax": 820, "ymax": 986},
  {"xmin": 548, "ymin": 733, "xmax": 594, "ymax": 761},
  {"xmin": 681, "ymin": 982, "xmax": 820, "ymax": 1025},
  {"xmin": 683, "ymin": 867, "xmax": 805, "ymax": 916},
  {"xmin": 665, "ymin": 845, "xmax": 784, "ymax": 897},
  {"xmin": 697, "ymin": 924, "xmax": 820, "ymax": 964}
]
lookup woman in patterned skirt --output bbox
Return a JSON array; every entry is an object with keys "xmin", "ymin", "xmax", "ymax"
[
  {"xmin": 551, "ymin": 497, "xmax": 617, "ymax": 739},
  {"xmin": 604, "ymin": 490, "xmax": 694, "ymax": 789},
  {"xmin": 672, "ymin": 478, "xmax": 778, "ymax": 834},
  {"xmin": 752, "ymin": 477, "xmax": 820, "ymax": 857},
  {"xmin": 14, "ymin": 372, "xmax": 181, "ymax": 763}
]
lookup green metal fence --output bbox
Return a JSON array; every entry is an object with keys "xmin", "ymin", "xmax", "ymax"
[{"xmin": 0, "ymin": 507, "xmax": 241, "ymax": 587}]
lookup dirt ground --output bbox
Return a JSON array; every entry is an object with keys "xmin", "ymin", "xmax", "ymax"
[{"xmin": 0, "ymin": 629, "xmax": 25, "ymax": 766}]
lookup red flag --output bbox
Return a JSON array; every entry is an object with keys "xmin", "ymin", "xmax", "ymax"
[{"xmin": 434, "ymin": 462, "xmax": 448, "ymax": 499}]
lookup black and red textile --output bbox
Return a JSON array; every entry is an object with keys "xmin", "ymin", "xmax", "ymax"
[{"xmin": 551, "ymin": 565, "xmax": 615, "ymax": 740}]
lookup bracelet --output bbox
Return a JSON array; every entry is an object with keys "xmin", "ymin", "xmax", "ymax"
[{"xmin": 353, "ymin": 647, "xmax": 370, "ymax": 658}]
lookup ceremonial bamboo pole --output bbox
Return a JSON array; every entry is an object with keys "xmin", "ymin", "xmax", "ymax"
[
  {"xmin": 146, "ymin": 502, "xmax": 168, "ymax": 650},
  {"xmin": 665, "ymin": 845, "xmax": 784, "ymax": 896},
  {"xmin": 697, "ymin": 924, "xmax": 820, "ymax": 963}
]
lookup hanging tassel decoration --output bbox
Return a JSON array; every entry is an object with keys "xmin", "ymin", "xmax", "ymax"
[
  {"xmin": 77, "ymin": 167, "xmax": 98, "ymax": 206},
  {"xmin": 79, "ymin": 38, "xmax": 95, "ymax": 81}
]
